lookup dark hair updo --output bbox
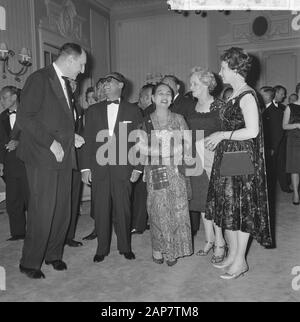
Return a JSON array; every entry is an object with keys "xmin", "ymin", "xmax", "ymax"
[{"xmin": 220, "ymin": 47, "xmax": 252, "ymax": 79}]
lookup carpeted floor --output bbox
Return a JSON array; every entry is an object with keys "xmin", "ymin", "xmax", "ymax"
[{"xmin": 0, "ymin": 188, "xmax": 299, "ymax": 302}]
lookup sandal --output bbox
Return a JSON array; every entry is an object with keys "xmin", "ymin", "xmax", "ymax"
[
  {"xmin": 211, "ymin": 244, "xmax": 227, "ymax": 264},
  {"xmin": 196, "ymin": 241, "xmax": 214, "ymax": 256}
]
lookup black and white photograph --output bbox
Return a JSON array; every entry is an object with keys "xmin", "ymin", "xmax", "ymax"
[{"xmin": 0, "ymin": 0, "xmax": 300, "ymax": 304}]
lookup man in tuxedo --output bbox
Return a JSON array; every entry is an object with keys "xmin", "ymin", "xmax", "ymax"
[
  {"xmin": 0, "ymin": 86, "xmax": 29, "ymax": 241},
  {"xmin": 65, "ymin": 79, "xmax": 84, "ymax": 248},
  {"xmin": 273, "ymin": 85, "xmax": 291, "ymax": 192},
  {"xmin": 261, "ymin": 86, "xmax": 281, "ymax": 248},
  {"xmin": 82, "ymin": 78, "xmax": 108, "ymax": 242},
  {"xmin": 17, "ymin": 43, "xmax": 86, "ymax": 279},
  {"xmin": 81, "ymin": 72, "xmax": 142, "ymax": 262},
  {"xmin": 130, "ymin": 84, "xmax": 154, "ymax": 234}
]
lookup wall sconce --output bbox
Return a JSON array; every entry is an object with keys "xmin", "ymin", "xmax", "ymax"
[{"xmin": 0, "ymin": 42, "xmax": 32, "ymax": 82}]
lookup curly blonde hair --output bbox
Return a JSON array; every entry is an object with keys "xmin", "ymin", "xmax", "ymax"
[{"xmin": 190, "ymin": 67, "xmax": 217, "ymax": 94}]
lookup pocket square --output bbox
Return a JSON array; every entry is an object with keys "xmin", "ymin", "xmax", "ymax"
[{"xmin": 122, "ymin": 121, "xmax": 132, "ymax": 124}]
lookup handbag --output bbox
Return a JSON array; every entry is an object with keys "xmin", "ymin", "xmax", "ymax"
[
  {"xmin": 220, "ymin": 130, "xmax": 255, "ymax": 176},
  {"xmin": 150, "ymin": 166, "xmax": 170, "ymax": 190}
]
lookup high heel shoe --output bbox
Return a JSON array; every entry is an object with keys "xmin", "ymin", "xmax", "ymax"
[
  {"xmin": 220, "ymin": 267, "xmax": 249, "ymax": 280},
  {"xmin": 211, "ymin": 244, "xmax": 227, "ymax": 264},
  {"xmin": 166, "ymin": 259, "xmax": 177, "ymax": 266},
  {"xmin": 152, "ymin": 256, "xmax": 164, "ymax": 264},
  {"xmin": 196, "ymin": 241, "xmax": 214, "ymax": 256}
]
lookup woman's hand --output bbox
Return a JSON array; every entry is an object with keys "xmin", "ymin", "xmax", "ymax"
[{"xmin": 204, "ymin": 132, "xmax": 224, "ymax": 151}]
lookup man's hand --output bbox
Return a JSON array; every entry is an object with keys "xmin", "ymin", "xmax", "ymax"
[
  {"xmin": 130, "ymin": 170, "xmax": 141, "ymax": 183},
  {"xmin": 5, "ymin": 140, "xmax": 19, "ymax": 152},
  {"xmin": 0, "ymin": 163, "xmax": 3, "ymax": 176},
  {"xmin": 75, "ymin": 134, "xmax": 85, "ymax": 148},
  {"xmin": 81, "ymin": 170, "xmax": 92, "ymax": 185},
  {"xmin": 50, "ymin": 140, "xmax": 64, "ymax": 162}
]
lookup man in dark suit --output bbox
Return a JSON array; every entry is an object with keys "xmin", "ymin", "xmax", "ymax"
[
  {"xmin": 273, "ymin": 85, "xmax": 291, "ymax": 193},
  {"xmin": 130, "ymin": 84, "xmax": 154, "ymax": 234},
  {"xmin": 261, "ymin": 86, "xmax": 281, "ymax": 248},
  {"xmin": 0, "ymin": 86, "xmax": 29, "ymax": 241},
  {"xmin": 65, "ymin": 79, "xmax": 84, "ymax": 248},
  {"xmin": 81, "ymin": 72, "xmax": 142, "ymax": 263},
  {"xmin": 17, "ymin": 43, "xmax": 86, "ymax": 279}
]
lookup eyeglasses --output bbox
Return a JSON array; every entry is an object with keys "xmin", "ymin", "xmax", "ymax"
[{"xmin": 99, "ymin": 76, "xmax": 120, "ymax": 84}]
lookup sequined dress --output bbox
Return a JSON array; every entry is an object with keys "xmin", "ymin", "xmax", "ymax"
[{"xmin": 205, "ymin": 90, "xmax": 272, "ymax": 246}]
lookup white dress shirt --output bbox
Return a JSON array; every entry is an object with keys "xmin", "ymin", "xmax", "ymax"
[
  {"xmin": 9, "ymin": 111, "xmax": 16, "ymax": 130},
  {"xmin": 107, "ymin": 100, "xmax": 120, "ymax": 136},
  {"xmin": 265, "ymin": 102, "xmax": 273, "ymax": 109},
  {"xmin": 272, "ymin": 100, "xmax": 279, "ymax": 108}
]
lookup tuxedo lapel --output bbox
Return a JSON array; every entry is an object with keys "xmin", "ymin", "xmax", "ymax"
[
  {"xmin": 1, "ymin": 113, "xmax": 11, "ymax": 137},
  {"xmin": 113, "ymin": 100, "xmax": 125, "ymax": 137},
  {"xmin": 100, "ymin": 103, "xmax": 108, "ymax": 133},
  {"xmin": 48, "ymin": 66, "xmax": 74, "ymax": 123}
]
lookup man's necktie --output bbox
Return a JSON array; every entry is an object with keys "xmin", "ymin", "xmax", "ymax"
[
  {"xmin": 8, "ymin": 110, "xmax": 16, "ymax": 115},
  {"xmin": 62, "ymin": 76, "xmax": 77, "ymax": 125},
  {"xmin": 107, "ymin": 99, "xmax": 119, "ymax": 105}
]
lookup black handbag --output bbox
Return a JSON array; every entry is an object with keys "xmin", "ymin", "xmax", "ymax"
[
  {"xmin": 220, "ymin": 151, "xmax": 254, "ymax": 176},
  {"xmin": 220, "ymin": 129, "xmax": 255, "ymax": 177}
]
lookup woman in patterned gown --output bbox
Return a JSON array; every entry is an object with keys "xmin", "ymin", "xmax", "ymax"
[
  {"xmin": 283, "ymin": 82, "xmax": 300, "ymax": 205},
  {"xmin": 205, "ymin": 47, "xmax": 272, "ymax": 279},
  {"xmin": 138, "ymin": 83, "xmax": 193, "ymax": 266},
  {"xmin": 187, "ymin": 67, "xmax": 226, "ymax": 263}
]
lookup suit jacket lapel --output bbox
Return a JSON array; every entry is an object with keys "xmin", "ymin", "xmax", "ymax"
[
  {"xmin": 1, "ymin": 113, "xmax": 11, "ymax": 137},
  {"xmin": 48, "ymin": 65, "xmax": 74, "ymax": 123},
  {"xmin": 113, "ymin": 100, "xmax": 125, "ymax": 137}
]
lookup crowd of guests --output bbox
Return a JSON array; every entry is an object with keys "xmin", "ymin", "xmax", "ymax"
[{"xmin": 0, "ymin": 43, "xmax": 299, "ymax": 281}]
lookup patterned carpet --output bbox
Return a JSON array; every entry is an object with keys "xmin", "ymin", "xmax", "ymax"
[{"xmin": 0, "ymin": 188, "xmax": 300, "ymax": 302}]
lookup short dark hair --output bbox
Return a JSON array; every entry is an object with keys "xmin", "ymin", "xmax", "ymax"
[
  {"xmin": 273, "ymin": 85, "xmax": 287, "ymax": 95},
  {"xmin": 220, "ymin": 47, "xmax": 252, "ymax": 79},
  {"xmin": 0, "ymin": 85, "xmax": 20, "ymax": 102},
  {"xmin": 162, "ymin": 75, "xmax": 180, "ymax": 86},
  {"xmin": 59, "ymin": 43, "xmax": 83, "ymax": 58},
  {"xmin": 260, "ymin": 86, "xmax": 275, "ymax": 100},
  {"xmin": 152, "ymin": 82, "xmax": 175, "ymax": 100},
  {"xmin": 140, "ymin": 83, "xmax": 155, "ymax": 94},
  {"xmin": 295, "ymin": 83, "xmax": 300, "ymax": 95},
  {"xmin": 85, "ymin": 86, "xmax": 95, "ymax": 102}
]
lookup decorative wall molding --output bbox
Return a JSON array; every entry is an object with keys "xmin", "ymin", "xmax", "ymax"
[
  {"xmin": 39, "ymin": 0, "xmax": 88, "ymax": 46},
  {"xmin": 218, "ymin": 11, "xmax": 300, "ymax": 49}
]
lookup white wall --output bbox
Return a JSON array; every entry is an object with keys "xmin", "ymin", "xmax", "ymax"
[{"xmin": 112, "ymin": 12, "xmax": 209, "ymax": 101}]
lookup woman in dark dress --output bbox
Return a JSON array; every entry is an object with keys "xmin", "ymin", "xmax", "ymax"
[
  {"xmin": 283, "ymin": 82, "xmax": 300, "ymax": 205},
  {"xmin": 187, "ymin": 67, "xmax": 226, "ymax": 264},
  {"xmin": 205, "ymin": 47, "xmax": 272, "ymax": 279}
]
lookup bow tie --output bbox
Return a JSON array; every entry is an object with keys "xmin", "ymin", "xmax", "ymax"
[
  {"xmin": 8, "ymin": 110, "xmax": 16, "ymax": 115},
  {"xmin": 107, "ymin": 99, "xmax": 119, "ymax": 105}
]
